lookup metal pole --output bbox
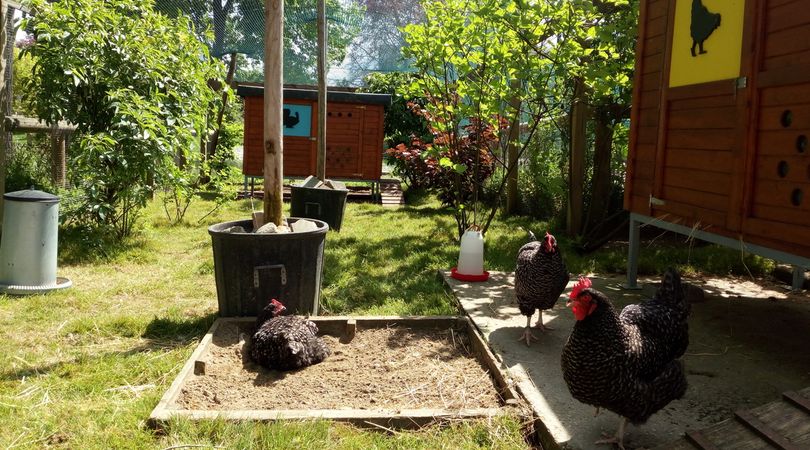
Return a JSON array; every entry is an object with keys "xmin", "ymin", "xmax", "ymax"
[
  {"xmin": 316, "ymin": 0, "xmax": 327, "ymax": 181},
  {"xmin": 263, "ymin": 0, "xmax": 284, "ymax": 226},
  {"xmin": 792, "ymin": 265, "xmax": 806, "ymax": 292}
]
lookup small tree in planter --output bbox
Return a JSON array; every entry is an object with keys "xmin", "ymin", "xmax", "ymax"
[
  {"xmin": 22, "ymin": 0, "xmax": 223, "ymax": 237},
  {"xmin": 384, "ymin": 103, "xmax": 501, "ymax": 238},
  {"xmin": 401, "ymin": 0, "xmax": 589, "ymax": 236}
]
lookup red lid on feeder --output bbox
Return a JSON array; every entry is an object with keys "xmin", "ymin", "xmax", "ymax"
[{"xmin": 450, "ymin": 267, "xmax": 490, "ymax": 282}]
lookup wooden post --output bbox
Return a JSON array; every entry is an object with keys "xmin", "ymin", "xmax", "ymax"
[
  {"xmin": 567, "ymin": 78, "xmax": 586, "ymax": 236},
  {"xmin": 50, "ymin": 130, "xmax": 66, "ymax": 188},
  {"xmin": 316, "ymin": 0, "xmax": 327, "ymax": 181},
  {"xmin": 263, "ymin": 0, "xmax": 284, "ymax": 226},
  {"xmin": 0, "ymin": 0, "xmax": 7, "ymax": 229},
  {"xmin": 505, "ymin": 79, "xmax": 521, "ymax": 214}
]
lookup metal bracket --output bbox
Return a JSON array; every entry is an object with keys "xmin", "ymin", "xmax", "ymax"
[
  {"xmin": 254, "ymin": 264, "xmax": 287, "ymax": 288},
  {"xmin": 736, "ymin": 76, "xmax": 748, "ymax": 89},
  {"xmin": 649, "ymin": 195, "xmax": 666, "ymax": 206}
]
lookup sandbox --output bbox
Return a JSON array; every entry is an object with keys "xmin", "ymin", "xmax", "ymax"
[{"xmin": 149, "ymin": 316, "xmax": 523, "ymax": 429}]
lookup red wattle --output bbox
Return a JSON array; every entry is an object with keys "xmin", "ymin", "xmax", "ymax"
[{"xmin": 572, "ymin": 304, "xmax": 589, "ymax": 321}]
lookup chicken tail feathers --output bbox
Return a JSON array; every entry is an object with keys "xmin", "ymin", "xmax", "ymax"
[{"xmin": 656, "ymin": 267, "xmax": 690, "ymax": 317}]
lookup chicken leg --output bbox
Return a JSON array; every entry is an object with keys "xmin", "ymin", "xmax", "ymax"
[
  {"xmin": 533, "ymin": 310, "xmax": 554, "ymax": 331},
  {"xmin": 595, "ymin": 417, "xmax": 627, "ymax": 450},
  {"xmin": 518, "ymin": 315, "xmax": 538, "ymax": 346}
]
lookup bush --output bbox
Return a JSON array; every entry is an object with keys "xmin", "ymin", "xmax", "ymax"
[
  {"xmin": 385, "ymin": 115, "xmax": 501, "ymax": 237},
  {"xmin": 22, "ymin": 0, "xmax": 223, "ymax": 238},
  {"xmin": 360, "ymin": 72, "xmax": 431, "ymax": 148},
  {"xmin": 4, "ymin": 134, "xmax": 54, "ymax": 193}
]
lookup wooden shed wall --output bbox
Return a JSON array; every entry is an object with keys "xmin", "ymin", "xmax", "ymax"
[
  {"xmin": 625, "ymin": 0, "xmax": 810, "ymax": 258},
  {"xmin": 242, "ymin": 96, "xmax": 385, "ymax": 181}
]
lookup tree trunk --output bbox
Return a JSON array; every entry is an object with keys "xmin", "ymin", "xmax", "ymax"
[
  {"xmin": 204, "ymin": 52, "xmax": 238, "ymax": 185},
  {"xmin": 263, "ymin": 0, "xmax": 284, "ymax": 226},
  {"xmin": 0, "ymin": 1, "xmax": 8, "ymax": 229},
  {"xmin": 585, "ymin": 112, "xmax": 614, "ymax": 232},
  {"xmin": 567, "ymin": 78, "xmax": 587, "ymax": 236},
  {"xmin": 505, "ymin": 80, "xmax": 521, "ymax": 214}
]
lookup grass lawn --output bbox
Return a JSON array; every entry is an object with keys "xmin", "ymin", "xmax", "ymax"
[{"xmin": 0, "ymin": 192, "xmax": 775, "ymax": 448}]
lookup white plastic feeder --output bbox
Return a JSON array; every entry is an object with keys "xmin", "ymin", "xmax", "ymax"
[
  {"xmin": 0, "ymin": 189, "xmax": 71, "ymax": 295},
  {"xmin": 451, "ymin": 228, "xmax": 489, "ymax": 282}
]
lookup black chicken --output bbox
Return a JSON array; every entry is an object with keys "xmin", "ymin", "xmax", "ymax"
[
  {"xmin": 514, "ymin": 231, "xmax": 570, "ymax": 346},
  {"xmin": 250, "ymin": 299, "xmax": 330, "ymax": 371},
  {"xmin": 690, "ymin": 0, "xmax": 721, "ymax": 57},
  {"xmin": 561, "ymin": 268, "xmax": 690, "ymax": 449}
]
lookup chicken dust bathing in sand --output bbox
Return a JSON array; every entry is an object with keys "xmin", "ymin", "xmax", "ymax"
[{"xmin": 151, "ymin": 317, "xmax": 519, "ymax": 427}]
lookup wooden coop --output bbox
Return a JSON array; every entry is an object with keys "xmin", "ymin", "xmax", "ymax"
[
  {"xmin": 625, "ymin": 0, "xmax": 810, "ymax": 288},
  {"xmin": 238, "ymin": 85, "xmax": 391, "ymax": 182}
]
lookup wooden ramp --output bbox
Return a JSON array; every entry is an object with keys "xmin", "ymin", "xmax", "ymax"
[
  {"xmin": 657, "ymin": 388, "xmax": 810, "ymax": 450},
  {"xmin": 379, "ymin": 179, "xmax": 404, "ymax": 207}
]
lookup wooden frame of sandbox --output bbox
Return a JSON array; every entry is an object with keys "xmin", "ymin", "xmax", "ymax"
[{"xmin": 149, "ymin": 315, "xmax": 524, "ymax": 429}]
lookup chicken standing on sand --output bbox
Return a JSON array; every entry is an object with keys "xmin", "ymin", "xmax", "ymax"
[
  {"xmin": 514, "ymin": 231, "xmax": 570, "ymax": 346},
  {"xmin": 250, "ymin": 299, "xmax": 330, "ymax": 371},
  {"xmin": 561, "ymin": 268, "xmax": 691, "ymax": 449}
]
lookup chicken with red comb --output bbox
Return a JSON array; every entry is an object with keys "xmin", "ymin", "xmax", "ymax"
[
  {"xmin": 561, "ymin": 269, "xmax": 691, "ymax": 449},
  {"xmin": 514, "ymin": 230, "xmax": 569, "ymax": 346},
  {"xmin": 250, "ymin": 298, "xmax": 330, "ymax": 371}
]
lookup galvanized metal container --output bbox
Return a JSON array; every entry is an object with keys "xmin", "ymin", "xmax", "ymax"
[{"xmin": 0, "ymin": 189, "xmax": 71, "ymax": 294}]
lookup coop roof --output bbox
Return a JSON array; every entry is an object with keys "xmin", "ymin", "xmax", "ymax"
[{"xmin": 237, "ymin": 85, "xmax": 391, "ymax": 106}]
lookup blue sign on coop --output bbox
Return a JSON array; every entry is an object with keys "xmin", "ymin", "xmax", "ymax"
[{"xmin": 282, "ymin": 103, "xmax": 311, "ymax": 137}]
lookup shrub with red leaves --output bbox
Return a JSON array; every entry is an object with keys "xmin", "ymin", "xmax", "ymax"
[{"xmin": 384, "ymin": 113, "xmax": 502, "ymax": 207}]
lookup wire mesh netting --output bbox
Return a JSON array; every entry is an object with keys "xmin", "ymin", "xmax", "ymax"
[{"xmin": 153, "ymin": 0, "xmax": 424, "ymax": 86}]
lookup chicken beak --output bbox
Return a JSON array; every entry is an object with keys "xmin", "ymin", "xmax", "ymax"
[{"xmin": 565, "ymin": 298, "xmax": 573, "ymax": 308}]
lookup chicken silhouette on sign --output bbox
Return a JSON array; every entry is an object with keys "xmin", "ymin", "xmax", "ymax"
[
  {"xmin": 283, "ymin": 108, "xmax": 300, "ymax": 128},
  {"xmin": 690, "ymin": 0, "xmax": 721, "ymax": 57},
  {"xmin": 669, "ymin": 0, "xmax": 743, "ymax": 87},
  {"xmin": 281, "ymin": 104, "xmax": 311, "ymax": 137}
]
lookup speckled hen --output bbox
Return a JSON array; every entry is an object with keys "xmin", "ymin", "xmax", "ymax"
[
  {"xmin": 250, "ymin": 299, "xmax": 330, "ymax": 371},
  {"xmin": 514, "ymin": 231, "xmax": 570, "ymax": 346},
  {"xmin": 561, "ymin": 268, "xmax": 690, "ymax": 449}
]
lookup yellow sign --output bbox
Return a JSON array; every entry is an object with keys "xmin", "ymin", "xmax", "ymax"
[{"xmin": 669, "ymin": 0, "xmax": 746, "ymax": 88}]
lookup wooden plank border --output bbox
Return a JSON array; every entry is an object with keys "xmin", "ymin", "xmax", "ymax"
[
  {"xmin": 734, "ymin": 410, "xmax": 804, "ymax": 450},
  {"xmin": 149, "ymin": 316, "xmax": 524, "ymax": 429}
]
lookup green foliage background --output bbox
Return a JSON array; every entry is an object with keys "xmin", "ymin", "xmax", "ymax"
[{"xmin": 22, "ymin": 0, "xmax": 223, "ymax": 237}]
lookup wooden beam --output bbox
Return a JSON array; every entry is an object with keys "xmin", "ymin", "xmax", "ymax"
[
  {"xmin": 316, "ymin": 0, "xmax": 327, "ymax": 181},
  {"xmin": 4, "ymin": 115, "xmax": 77, "ymax": 132},
  {"xmin": 685, "ymin": 431, "xmax": 721, "ymax": 450},
  {"xmin": 4, "ymin": 0, "xmax": 27, "ymax": 13},
  {"xmin": 783, "ymin": 391, "xmax": 810, "ymax": 414},
  {"xmin": 263, "ymin": 0, "xmax": 284, "ymax": 226}
]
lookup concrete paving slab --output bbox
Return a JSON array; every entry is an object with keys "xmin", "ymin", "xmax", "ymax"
[{"xmin": 441, "ymin": 270, "xmax": 810, "ymax": 449}]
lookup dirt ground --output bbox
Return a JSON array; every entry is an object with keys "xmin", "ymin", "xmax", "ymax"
[{"xmin": 175, "ymin": 321, "xmax": 503, "ymax": 411}]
